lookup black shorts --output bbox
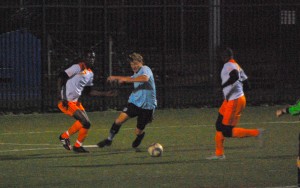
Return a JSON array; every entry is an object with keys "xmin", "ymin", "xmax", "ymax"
[{"xmin": 122, "ymin": 103, "xmax": 154, "ymax": 130}]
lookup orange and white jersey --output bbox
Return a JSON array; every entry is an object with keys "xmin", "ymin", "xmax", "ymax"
[
  {"xmin": 221, "ymin": 59, "xmax": 247, "ymax": 101},
  {"xmin": 61, "ymin": 62, "xmax": 94, "ymax": 102}
]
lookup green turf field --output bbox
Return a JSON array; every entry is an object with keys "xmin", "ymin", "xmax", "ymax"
[{"xmin": 0, "ymin": 106, "xmax": 298, "ymax": 187}]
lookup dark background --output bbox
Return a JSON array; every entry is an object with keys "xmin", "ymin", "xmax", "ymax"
[{"xmin": 0, "ymin": 0, "xmax": 299, "ymax": 113}]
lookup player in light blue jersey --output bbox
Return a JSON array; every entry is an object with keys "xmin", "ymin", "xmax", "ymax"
[{"xmin": 97, "ymin": 52, "xmax": 157, "ymax": 149}]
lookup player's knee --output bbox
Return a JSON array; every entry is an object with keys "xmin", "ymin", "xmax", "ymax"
[
  {"xmin": 81, "ymin": 120, "xmax": 91, "ymax": 129},
  {"xmin": 137, "ymin": 123, "xmax": 146, "ymax": 131},
  {"xmin": 221, "ymin": 124, "xmax": 233, "ymax": 137},
  {"xmin": 222, "ymin": 128, "xmax": 232, "ymax": 137}
]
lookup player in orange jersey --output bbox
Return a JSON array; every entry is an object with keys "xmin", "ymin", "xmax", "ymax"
[
  {"xmin": 57, "ymin": 50, "xmax": 117, "ymax": 153},
  {"xmin": 206, "ymin": 47, "xmax": 265, "ymax": 160}
]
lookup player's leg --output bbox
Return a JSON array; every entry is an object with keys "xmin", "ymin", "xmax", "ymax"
[
  {"xmin": 206, "ymin": 113, "xmax": 226, "ymax": 160},
  {"xmin": 225, "ymin": 96, "xmax": 260, "ymax": 138},
  {"xmin": 58, "ymin": 101, "xmax": 90, "ymax": 152},
  {"xmin": 132, "ymin": 108, "xmax": 154, "ymax": 148},
  {"xmin": 72, "ymin": 109, "xmax": 91, "ymax": 153},
  {"xmin": 97, "ymin": 104, "xmax": 134, "ymax": 148},
  {"xmin": 58, "ymin": 101, "xmax": 79, "ymax": 150},
  {"xmin": 222, "ymin": 96, "xmax": 263, "ymax": 146}
]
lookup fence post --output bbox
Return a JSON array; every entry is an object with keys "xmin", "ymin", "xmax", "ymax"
[{"xmin": 209, "ymin": 0, "xmax": 220, "ymax": 101}]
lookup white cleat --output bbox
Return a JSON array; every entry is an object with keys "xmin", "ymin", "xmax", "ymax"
[{"xmin": 206, "ymin": 154, "xmax": 226, "ymax": 160}]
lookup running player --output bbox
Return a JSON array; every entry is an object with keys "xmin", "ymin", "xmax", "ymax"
[
  {"xmin": 57, "ymin": 50, "xmax": 117, "ymax": 153},
  {"xmin": 207, "ymin": 47, "xmax": 265, "ymax": 160},
  {"xmin": 97, "ymin": 52, "xmax": 157, "ymax": 149}
]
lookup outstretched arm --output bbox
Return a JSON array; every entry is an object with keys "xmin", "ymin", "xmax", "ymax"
[
  {"xmin": 82, "ymin": 86, "xmax": 118, "ymax": 97},
  {"xmin": 108, "ymin": 75, "xmax": 149, "ymax": 84},
  {"xmin": 57, "ymin": 71, "xmax": 69, "ymax": 99},
  {"xmin": 276, "ymin": 101, "xmax": 300, "ymax": 117}
]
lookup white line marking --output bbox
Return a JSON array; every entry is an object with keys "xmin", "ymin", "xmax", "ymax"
[
  {"xmin": 1, "ymin": 121, "xmax": 299, "ymax": 136},
  {"xmin": 0, "ymin": 147, "xmax": 61, "ymax": 153},
  {"xmin": 0, "ymin": 143, "xmax": 53, "ymax": 146}
]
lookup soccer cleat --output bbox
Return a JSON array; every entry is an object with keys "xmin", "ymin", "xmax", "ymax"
[
  {"xmin": 132, "ymin": 132, "xmax": 145, "ymax": 148},
  {"xmin": 97, "ymin": 139, "xmax": 112, "ymax": 148},
  {"xmin": 257, "ymin": 128, "xmax": 265, "ymax": 148},
  {"xmin": 206, "ymin": 154, "xmax": 226, "ymax": 160},
  {"xmin": 58, "ymin": 135, "xmax": 72, "ymax": 150},
  {"xmin": 73, "ymin": 146, "xmax": 89, "ymax": 153}
]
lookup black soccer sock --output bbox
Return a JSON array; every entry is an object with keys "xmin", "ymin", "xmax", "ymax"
[{"xmin": 108, "ymin": 122, "xmax": 121, "ymax": 140}]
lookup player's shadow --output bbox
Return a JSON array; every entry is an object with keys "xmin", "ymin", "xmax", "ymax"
[
  {"xmin": 54, "ymin": 158, "xmax": 210, "ymax": 169},
  {"xmin": 0, "ymin": 148, "xmax": 145, "ymax": 161}
]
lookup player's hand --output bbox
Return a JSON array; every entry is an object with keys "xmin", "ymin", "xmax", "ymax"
[
  {"xmin": 62, "ymin": 100, "xmax": 68, "ymax": 108},
  {"xmin": 107, "ymin": 76, "xmax": 117, "ymax": 82},
  {"xmin": 117, "ymin": 77, "xmax": 127, "ymax": 84}
]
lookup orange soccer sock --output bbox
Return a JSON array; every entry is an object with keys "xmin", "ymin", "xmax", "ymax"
[
  {"xmin": 74, "ymin": 128, "xmax": 88, "ymax": 147},
  {"xmin": 67, "ymin": 120, "xmax": 83, "ymax": 136},
  {"xmin": 61, "ymin": 120, "xmax": 83, "ymax": 139},
  {"xmin": 215, "ymin": 131, "xmax": 225, "ymax": 156},
  {"xmin": 232, "ymin": 127, "xmax": 259, "ymax": 138}
]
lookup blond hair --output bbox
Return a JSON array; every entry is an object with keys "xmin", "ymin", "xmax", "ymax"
[{"xmin": 128, "ymin": 52, "xmax": 143, "ymax": 63}]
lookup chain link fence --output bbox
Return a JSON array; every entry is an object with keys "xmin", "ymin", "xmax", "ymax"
[{"xmin": 0, "ymin": 0, "xmax": 299, "ymax": 113}]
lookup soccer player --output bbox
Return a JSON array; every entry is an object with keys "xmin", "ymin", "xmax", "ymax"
[
  {"xmin": 206, "ymin": 47, "xmax": 264, "ymax": 160},
  {"xmin": 97, "ymin": 52, "xmax": 157, "ymax": 149},
  {"xmin": 276, "ymin": 100, "xmax": 300, "ymax": 117},
  {"xmin": 57, "ymin": 50, "xmax": 117, "ymax": 153}
]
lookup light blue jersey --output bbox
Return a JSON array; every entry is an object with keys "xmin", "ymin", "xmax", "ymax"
[{"xmin": 128, "ymin": 66, "xmax": 157, "ymax": 110}]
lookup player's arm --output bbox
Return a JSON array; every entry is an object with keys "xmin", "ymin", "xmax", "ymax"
[
  {"xmin": 221, "ymin": 69, "xmax": 239, "ymax": 88},
  {"xmin": 57, "ymin": 71, "xmax": 69, "ymax": 99},
  {"xmin": 242, "ymin": 79, "xmax": 250, "ymax": 91},
  {"xmin": 82, "ymin": 86, "xmax": 118, "ymax": 97},
  {"xmin": 108, "ymin": 75, "xmax": 149, "ymax": 84}
]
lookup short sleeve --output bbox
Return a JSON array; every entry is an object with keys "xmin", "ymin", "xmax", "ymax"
[
  {"xmin": 65, "ymin": 64, "xmax": 81, "ymax": 77},
  {"xmin": 140, "ymin": 66, "xmax": 152, "ymax": 78}
]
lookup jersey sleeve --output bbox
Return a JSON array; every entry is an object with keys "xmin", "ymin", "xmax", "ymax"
[
  {"xmin": 86, "ymin": 76, "xmax": 94, "ymax": 86},
  {"xmin": 65, "ymin": 64, "xmax": 81, "ymax": 77},
  {"xmin": 224, "ymin": 63, "xmax": 236, "ymax": 73},
  {"xmin": 239, "ymin": 68, "xmax": 248, "ymax": 81},
  {"xmin": 140, "ymin": 66, "xmax": 152, "ymax": 78}
]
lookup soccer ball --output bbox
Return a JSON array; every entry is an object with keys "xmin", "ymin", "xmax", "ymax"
[{"xmin": 148, "ymin": 143, "xmax": 163, "ymax": 157}]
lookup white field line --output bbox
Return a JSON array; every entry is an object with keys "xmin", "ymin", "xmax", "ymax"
[
  {"xmin": 1, "ymin": 121, "xmax": 299, "ymax": 136},
  {"xmin": 0, "ymin": 120, "xmax": 299, "ymax": 153}
]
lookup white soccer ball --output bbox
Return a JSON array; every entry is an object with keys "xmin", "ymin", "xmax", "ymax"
[{"xmin": 148, "ymin": 143, "xmax": 163, "ymax": 157}]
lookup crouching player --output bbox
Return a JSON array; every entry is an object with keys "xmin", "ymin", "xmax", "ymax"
[{"xmin": 57, "ymin": 50, "xmax": 117, "ymax": 153}]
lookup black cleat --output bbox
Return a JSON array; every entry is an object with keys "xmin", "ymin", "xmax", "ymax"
[
  {"xmin": 132, "ymin": 132, "xmax": 145, "ymax": 148},
  {"xmin": 73, "ymin": 146, "xmax": 89, "ymax": 153},
  {"xmin": 97, "ymin": 139, "xmax": 112, "ymax": 148},
  {"xmin": 59, "ymin": 135, "xmax": 72, "ymax": 150}
]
